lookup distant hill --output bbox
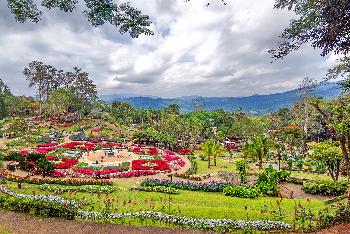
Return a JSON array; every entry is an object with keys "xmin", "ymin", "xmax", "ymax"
[{"xmin": 99, "ymin": 82, "xmax": 342, "ymax": 115}]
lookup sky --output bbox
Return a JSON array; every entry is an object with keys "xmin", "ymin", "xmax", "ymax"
[{"xmin": 0, "ymin": 0, "xmax": 339, "ymax": 98}]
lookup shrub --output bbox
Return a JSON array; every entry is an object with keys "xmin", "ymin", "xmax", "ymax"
[
  {"xmin": 184, "ymin": 155, "xmax": 198, "ymax": 175},
  {"xmin": 141, "ymin": 179, "xmax": 232, "ymax": 192},
  {"xmin": 302, "ymin": 180, "xmax": 347, "ymax": 196},
  {"xmin": 256, "ymin": 165, "xmax": 290, "ymax": 196},
  {"xmin": 130, "ymin": 186, "xmax": 180, "ymax": 195},
  {"xmin": 0, "ymin": 194, "xmax": 77, "ymax": 220},
  {"xmin": 235, "ymin": 159, "xmax": 248, "ymax": 183},
  {"xmin": 38, "ymin": 184, "xmax": 116, "ymax": 193},
  {"xmin": 223, "ymin": 186, "xmax": 259, "ymax": 199}
]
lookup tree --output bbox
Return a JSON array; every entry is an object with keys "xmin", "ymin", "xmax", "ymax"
[
  {"xmin": 270, "ymin": 0, "xmax": 350, "ymax": 59},
  {"xmin": 242, "ymin": 136, "xmax": 271, "ymax": 169},
  {"xmin": 312, "ymin": 140, "xmax": 343, "ymax": 181},
  {"xmin": 47, "ymin": 88, "xmax": 77, "ymax": 115},
  {"xmin": 6, "ymin": 0, "xmax": 153, "ymax": 38},
  {"xmin": 35, "ymin": 157, "xmax": 55, "ymax": 178},
  {"xmin": 199, "ymin": 140, "xmax": 225, "ymax": 168},
  {"xmin": 311, "ymin": 95, "xmax": 350, "ymax": 176}
]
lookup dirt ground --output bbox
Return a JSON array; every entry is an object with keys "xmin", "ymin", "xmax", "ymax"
[
  {"xmin": 0, "ymin": 210, "xmax": 210, "ymax": 234},
  {"xmin": 1, "ymin": 210, "xmax": 350, "ymax": 234}
]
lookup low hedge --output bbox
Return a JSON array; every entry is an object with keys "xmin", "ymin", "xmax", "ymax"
[
  {"xmin": 302, "ymin": 180, "xmax": 347, "ymax": 196},
  {"xmin": 0, "ymin": 194, "xmax": 77, "ymax": 219},
  {"xmin": 7, "ymin": 176, "xmax": 113, "ymax": 186},
  {"xmin": 223, "ymin": 186, "xmax": 259, "ymax": 199},
  {"xmin": 141, "ymin": 179, "xmax": 232, "ymax": 192},
  {"xmin": 38, "ymin": 184, "xmax": 116, "ymax": 193},
  {"xmin": 130, "ymin": 186, "xmax": 180, "ymax": 195}
]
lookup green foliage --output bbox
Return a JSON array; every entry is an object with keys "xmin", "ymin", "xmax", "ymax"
[
  {"xmin": 223, "ymin": 186, "xmax": 259, "ymax": 199},
  {"xmin": 256, "ymin": 165, "xmax": 290, "ymax": 196},
  {"xmin": 7, "ymin": 0, "xmax": 153, "ymax": 38},
  {"xmin": 3, "ymin": 151, "xmax": 22, "ymax": 161},
  {"xmin": 131, "ymin": 186, "xmax": 180, "ymax": 195},
  {"xmin": 38, "ymin": 184, "xmax": 116, "ymax": 193},
  {"xmin": 242, "ymin": 135, "xmax": 271, "ymax": 168},
  {"xmin": 199, "ymin": 140, "xmax": 226, "ymax": 167},
  {"xmin": 184, "ymin": 155, "xmax": 198, "ymax": 175},
  {"xmin": 235, "ymin": 159, "xmax": 248, "ymax": 183},
  {"xmin": 302, "ymin": 180, "xmax": 348, "ymax": 196},
  {"xmin": 0, "ymin": 194, "xmax": 77, "ymax": 219},
  {"xmin": 311, "ymin": 140, "xmax": 343, "ymax": 181}
]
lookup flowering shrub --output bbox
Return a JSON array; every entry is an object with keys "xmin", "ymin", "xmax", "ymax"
[
  {"xmin": 163, "ymin": 155, "xmax": 179, "ymax": 161},
  {"xmin": 174, "ymin": 173, "xmax": 202, "ymax": 181},
  {"xmin": 46, "ymin": 156, "xmax": 58, "ymax": 161},
  {"xmin": 0, "ymin": 186, "xmax": 78, "ymax": 207},
  {"xmin": 148, "ymin": 147, "xmax": 158, "ymax": 155},
  {"xmin": 302, "ymin": 180, "xmax": 347, "ymax": 196},
  {"xmin": 130, "ymin": 186, "xmax": 180, "ymax": 195},
  {"xmin": 73, "ymin": 169, "xmax": 158, "ymax": 179},
  {"xmin": 132, "ymin": 147, "xmax": 145, "ymax": 154},
  {"xmin": 38, "ymin": 184, "xmax": 115, "ymax": 193},
  {"xmin": 132, "ymin": 160, "xmax": 171, "ymax": 171},
  {"xmin": 52, "ymin": 169, "xmax": 67, "ymax": 177},
  {"xmin": 77, "ymin": 210, "xmax": 291, "ymax": 231},
  {"xmin": 6, "ymin": 174, "xmax": 112, "ymax": 186},
  {"xmin": 141, "ymin": 179, "xmax": 232, "ymax": 192},
  {"xmin": 177, "ymin": 148, "xmax": 191, "ymax": 155},
  {"xmin": 223, "ymin": 186, "xmax": 259, "ymax": 199}
]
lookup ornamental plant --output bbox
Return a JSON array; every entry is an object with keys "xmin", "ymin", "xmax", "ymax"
[
  {"xmin": 235, "ymin": 159, "xmax": 248, "ymax": 184},
  {"xmin": 223, "ymin": 186, "xmax": 259, "ymax": 199},
  {"xmin": 130, "ymin": 186, "xmax": 180, "ymax": 195},
  {"xmin": 302, "ymin": 180, "xmax": 347, "ymax": 196}
]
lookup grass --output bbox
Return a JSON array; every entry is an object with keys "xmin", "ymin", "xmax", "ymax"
[
  {"xmin": 290, "ymin": 171, "xmax": 348, "ymax": 182},
  {"xmin": 4, "ymin": 181, "xmax": 326, "ymax": 224},
  {"xmin": 194, "ymin": 157, "xmax": 237, "ymax": 174}
]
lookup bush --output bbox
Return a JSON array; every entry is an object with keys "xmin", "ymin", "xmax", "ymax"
[
  {"xmin": 0, "ymin": 161, "xmax": 3, "ymax": 168},
  {"xmin": 302, "ymin": 180, "xmax": 347, "ymax": 196},
  {"xmin": 3, "ymin": 151, "xmax": 22, "ymax": 161},
  {"xmin": 223, "ymin": 186, "xmax": 259, "ymax": 198},
  {"xmin": 184, "ymin": 155, "xmax": 198, "ymax": 175},
  {"xmin": 256, "ymin": 165, "xmax": 290, "ymax": 196},
  {"xmin": 0, "ymin": 194, "xmax": 77, "ymax": 219},
  {"xmin": 131, "ymin": 186, "xmax": 180, "ymax": 195},
  {"xmin": 235, "ymin": 159, "xmax": 248, "ymax": 183},
  {"xmin": 39, "ymin": 184, "xmax": 116, "ymax": 193}
]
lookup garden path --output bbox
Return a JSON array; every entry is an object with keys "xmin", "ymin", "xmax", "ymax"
[{"xmin": 280, "ymin": 182, "xmax": 335, "ymax": 200}]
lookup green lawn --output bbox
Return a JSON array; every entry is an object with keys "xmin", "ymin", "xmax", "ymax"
[{"xmin": 4, "ymin": 181, "xmax": 326, "ymax": 224}]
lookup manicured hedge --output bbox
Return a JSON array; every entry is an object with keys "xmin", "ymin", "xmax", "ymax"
[
  {"xmin": 130, "ymin": 186, "xmax": 180, "ymax": 195},
  {"xmin": 223, "ymin": 186, "xmax": 259, "ymax": 199},
  {"xmin": 38, "ymin": 184, "xmax": 116, "ymax": 193},
  {"xmin": 0, "ymin": 194, "xmax": 77, "ymax": 219},
  {"xmin": 302, "ymin": 180, "xmax": 347, "ymax": 196},
  {"xmin": 141, "ymin": 179, "xmax": 232, "ymax": 192}
]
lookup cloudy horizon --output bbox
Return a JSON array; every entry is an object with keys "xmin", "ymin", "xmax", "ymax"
[{"xmin": 0, "ymin": 0, "xmax": 338, "ymax": 98}]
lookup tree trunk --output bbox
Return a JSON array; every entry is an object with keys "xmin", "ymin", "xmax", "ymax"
[
  {"xmin": 258, "ymin": 155, "xmax": 263, "ymax": 169},
  {"xmin": 339, "ymin": 135, "xmax": 349, "ymax": 175},
  {"xmin": 214, "ymin": 156, "xmax": 217, "ymax": 166},
  {"xmin": 208, "ymin": 156, "xmax": 211, "ymax": 168}
]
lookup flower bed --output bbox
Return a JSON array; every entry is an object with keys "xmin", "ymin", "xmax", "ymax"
[
  {"xmin": 141, "ymin": 179, "xmax": 233, "ymax": 192},
  {"xmin": 174, "ymin": 173, "xmax": 202, "ymax": 181},
  {"xmin": 77, "ymin": 210, "xmax": 291, "ymax": 231},
  {"xmin": 6, "ymin": 174, "xmax": 112, "ymax": 186},
  {"xmin": 132, "ymin": 147, "xmax": 145, "ymax": 154},
  {"xmin": 148, "ymin": 147, "xmax": 158, "ymax": 155},
  {"xmin": 38, "ymin": 184, "xmax": 115, "ymax": 193},
  {"xmin": 0, "ymin": 186, "xmax": 78, "ymax": 207},
  {"xmin": 46, "ymin": 155, "xmax": 58, "ymax": 161},
  {"xmin": 54, "ymin": 158, "xmax": 78, "ymax": 169},
  {"xmin": 177, "ymin": 148, "xmax": 191, "ymax": 155},
  {"xmin": 130, "ymin": 186, "xmax": 180, "ymax": 195},
  {"xmin": 132, "ymin": 160, "xmax": 171, "ymax": 171}
]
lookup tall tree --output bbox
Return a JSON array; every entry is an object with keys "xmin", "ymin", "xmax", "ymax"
[
  {"xmin": 6, "ymin": 0, "xmax": 153, "ymax": 38},
  {"xmin": 199, "ymin": 140, "xmax": 225, "ymax": 168},
  {"xmin": 270, "ymin": 0, "xmax": 350, "ymax": 59}
]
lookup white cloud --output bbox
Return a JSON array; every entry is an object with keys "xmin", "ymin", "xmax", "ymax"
[{"xmin": 0, "ymin": 0, "xmax": 337, "ymax": 97}]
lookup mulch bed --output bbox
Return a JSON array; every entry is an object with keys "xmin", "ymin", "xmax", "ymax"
[{"xmin": 0, "ymin": 210, "xmax": 210, "ymax": 234}]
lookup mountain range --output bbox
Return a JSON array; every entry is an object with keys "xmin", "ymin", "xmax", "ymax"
[{"xmin": 100, "ymin": 82, "xmax": 341, "ymax": 115}]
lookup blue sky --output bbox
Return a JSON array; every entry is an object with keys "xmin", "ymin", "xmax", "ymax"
[{"xmin": 0, "ymin": 0, "xmax": 338, "ymax": 98}]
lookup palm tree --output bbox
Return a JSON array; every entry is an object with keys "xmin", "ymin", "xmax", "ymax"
[
  {"xmin": 243, "ymin": 136, "xmax": 270, "ymax": 169},
  {"xmin": 200, "ymin": 140, "xmax": 225, "ymax": 168}
]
